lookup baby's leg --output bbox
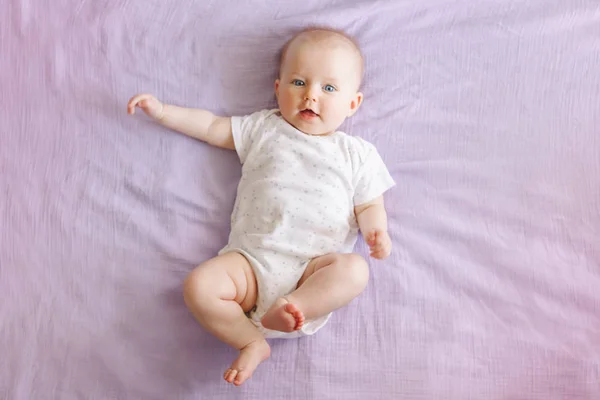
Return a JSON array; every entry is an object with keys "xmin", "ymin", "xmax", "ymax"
[
  {"xmin": 261, "ymin": 253, "xmax": 369, "ymax": 332},
  {"xmin": 183, "ymin": 252, "xmax": 269, "ymax": 386}
]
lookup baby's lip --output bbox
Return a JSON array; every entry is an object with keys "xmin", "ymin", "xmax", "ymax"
[{"xmin": 300, "ymin": 108, "xmax": 319, "ymax": 116}]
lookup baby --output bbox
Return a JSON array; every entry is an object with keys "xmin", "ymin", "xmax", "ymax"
[{"xmin": 127, "ymin": 27, "xmax": 395, "ymax": 386}]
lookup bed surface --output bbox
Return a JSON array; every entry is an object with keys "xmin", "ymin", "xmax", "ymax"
[{"xmin": 2, "ymin": 0, "xmax": 599, "ymax": 399}]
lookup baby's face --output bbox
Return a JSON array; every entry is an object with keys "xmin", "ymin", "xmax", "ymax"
[{"xmin": 275, "ymin": 36, "xmax": 363, "ymax": 136}]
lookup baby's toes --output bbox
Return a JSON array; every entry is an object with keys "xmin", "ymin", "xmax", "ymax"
[
  {"xmin": 226, "ymin": 369, "xmax": 240, "ymax": 384},
  {"xmin": 291, "ymin": 307, "xmax": 304, "ymax": 320},
  {"xmin": 234, "ymin": 370, "xmax": 251, "ymax": 386}
]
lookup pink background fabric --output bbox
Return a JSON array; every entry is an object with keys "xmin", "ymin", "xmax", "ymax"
[{"xmin": 1, "ymin": 1, "xmax": 599, "ymax": 399}]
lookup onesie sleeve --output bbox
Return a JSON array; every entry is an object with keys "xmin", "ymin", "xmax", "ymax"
[
  {"xmin": 352, "ymin": 141, "xmax": 396, "ymax": 206},
  {"xmin": 230, "ymin": 109, "xmax": 277, "ymax": 164}
]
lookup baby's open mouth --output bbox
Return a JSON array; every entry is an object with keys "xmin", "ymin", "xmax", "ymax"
[{"xmin": 300, "ymin": 109, "xmax": 319, "ymax": 118}]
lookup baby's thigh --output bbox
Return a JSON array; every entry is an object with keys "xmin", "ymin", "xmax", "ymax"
[
  {"xmin": 297, "ymin": 253, "xmax": 368, "ymax": 287},
  {"xmin": 184, "ymin": 252, "xmax": 258, "ymax": 312}
]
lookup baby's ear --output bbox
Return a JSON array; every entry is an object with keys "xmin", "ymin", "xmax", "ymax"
[
  {"xmin": 348, "ymin": 92, "xmax": 363, "ymax": 117},
  {"xmin": 274, "ymin": 79, "xmax": 280, "ymax": 98}
]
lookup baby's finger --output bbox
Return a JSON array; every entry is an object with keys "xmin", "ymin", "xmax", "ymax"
[
  {"xmin": 366, "ymin": 234, "xmax": 374, "ymax": 246},
  {"xmin": 127, "ymin": 97, "xmax": 145, "ymax": 114},
  {"xmin": 370, "ymin": 250, "xmax": 384, "ymax": 260},
  {"xmin": 373, "ymin": 242, "xmax": 391, "ymax": 257},
  {"xmin": 374, "ymin": 249, "xmax": 389, "ymax": 259},
  {"xmin": 374, "ymin": 236, "xmax": 387, "ymax": 247},
  {"xmin": 370, "ymin": 242, "xmax": 383, "ymax": 252},
  {"xmin": 127, "ymin": 94, "xmax": 153, "ymax": 113},
  {"xmin": 127, "ymin": 100, "xmax": 138, "ymax": 115}
]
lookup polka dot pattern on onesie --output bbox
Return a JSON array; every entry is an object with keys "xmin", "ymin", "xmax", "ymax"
[{"xmin": 218, "ymin": 109, "xmax": 395, "ymax": 338}]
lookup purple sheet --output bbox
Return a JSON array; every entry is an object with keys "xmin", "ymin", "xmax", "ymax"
[{"xmin": 2, "ymin": 0, "xmax": 599, "ymax": 399}]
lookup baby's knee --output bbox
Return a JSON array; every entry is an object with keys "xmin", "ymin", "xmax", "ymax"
[
  {"xmin": 183, "ymin": 266, "xmax": 218, "ymax": 308},
  {"xmin": 340, "ymin": 254, "xmax": 369, "ymax": 291}
]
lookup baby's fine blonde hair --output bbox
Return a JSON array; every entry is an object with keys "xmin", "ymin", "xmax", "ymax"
[{"xmin": 279, "ymin": 27, "xmax": 364, "ymax": 85}]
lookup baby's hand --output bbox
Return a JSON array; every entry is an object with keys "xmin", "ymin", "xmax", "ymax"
[
  {"xmin": 127, "ymin": 93, "xmax": 164, "ymax": 120},
  {"xmin": 366, "ymin": 230, "xmax": 392, "ymax": 260}
]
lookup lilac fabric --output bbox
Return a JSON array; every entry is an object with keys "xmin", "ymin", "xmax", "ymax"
[{"xmin": 2, "ymin": 0, "xmax": 599, "ymax": 399}]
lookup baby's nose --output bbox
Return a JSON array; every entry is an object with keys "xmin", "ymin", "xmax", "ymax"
[{"xmin": 304, "ymin": 87, "xmax": 319, "ymax": 102}]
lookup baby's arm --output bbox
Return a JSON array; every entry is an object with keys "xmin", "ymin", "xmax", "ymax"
[
  {"xmin": 354, "ymin": 196, "xmax": 392, "ymax": 260},
  {"xmin": 127, "ymin": 94, "xmax": 234, "ymax": 150}
]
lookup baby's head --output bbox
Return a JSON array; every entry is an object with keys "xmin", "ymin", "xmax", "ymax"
[{"xmin": 275, "ymin": 27, "xmax": 364, "ymax": 136}]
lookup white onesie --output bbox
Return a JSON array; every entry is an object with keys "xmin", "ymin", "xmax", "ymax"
[{"xmin": 218, "ymin": 109, "xmax": 395, "ymax": 338}]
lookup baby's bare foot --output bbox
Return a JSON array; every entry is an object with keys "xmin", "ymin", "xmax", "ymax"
[
  {"xmin": 224, "ymin": 339, "xmax": 271, "ymax": 386},
  {"xmin": 260, "ymin": 297, "xmax": 305, "ymax": 332}
]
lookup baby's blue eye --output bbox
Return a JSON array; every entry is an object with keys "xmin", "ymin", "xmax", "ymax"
[
  {"xmin": 323, "ymin": 84, "xmax": 336, "ymax": 92},
  {"xmin": 292, "ymin": 79, "xmax": 305, "ymax": 86}
]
